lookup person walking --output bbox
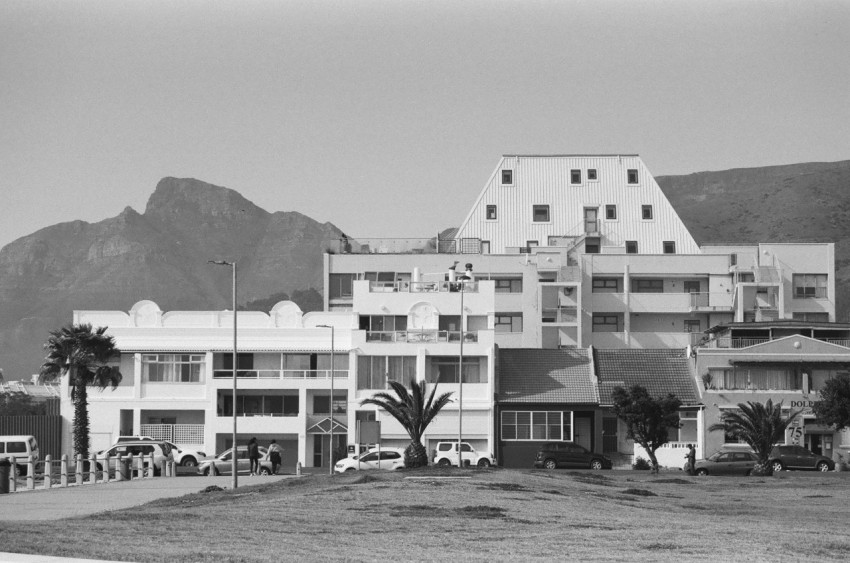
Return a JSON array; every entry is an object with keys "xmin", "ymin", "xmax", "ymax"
[
  {"xmin": 685, "ymin": 444, "xmax": 696, "ymax": 476},
  {"xmin": 248, "ymin": 437, "xmax": 260, "ymax": 476},
  {"xmin": 268, "ymin": 439, "xmax": 284, "ymax": 475}
]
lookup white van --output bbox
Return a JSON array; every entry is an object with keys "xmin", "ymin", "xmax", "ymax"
[{"xmin": 0, "ymin": 435, "xmax": 40, "ymax": 474}]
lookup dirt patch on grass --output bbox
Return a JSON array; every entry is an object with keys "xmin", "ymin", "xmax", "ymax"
[
  {"xmin": 621, "ymin": 488, "xmax": 657, "ymax": 497},
  {"xmin": 388, "ymin": 504, "xmax": 507, "ymax": 520},
  {"xmin": 653, "ymin": 478, "xmax": 693, "ymax": 485},
  {"xmin": 476, "ymin": 483, "xmax": 528, "ymax": 492}
]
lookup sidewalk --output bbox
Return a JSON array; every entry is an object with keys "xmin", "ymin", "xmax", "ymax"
[{"xmin": 0, "ymin": 473, "xmax": 297, "ymax": 521}]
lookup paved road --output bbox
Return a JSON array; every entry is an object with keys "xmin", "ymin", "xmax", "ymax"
[{"xmin": 0, "ymin": 473, "xmax": 297, "ymax": 521}]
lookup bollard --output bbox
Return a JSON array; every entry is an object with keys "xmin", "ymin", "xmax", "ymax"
[
  {"xmin": 27, "ymin": 456, "xmax": 34, "ymax": 490},
  {"xmin": 296, "ymin": 461, "xmax": 302, "ymax": 476},
  {"xmin": 0, "ymin": 457, "xmax": 10, "ymax": 494},
  {"xmin": 76, "ymin": 454, "xmax": 83, "ymax": 485},
  {"xmin": 161, "ymin": 459, "xmax": 167, "ymax": 478},
  {"xmin": 44, "ymin": 455, "xmax": 52, "ymax": 489},
  {"xmin": 10, "ymin": 462, "xmax": 17, "ymax": 493},
  {"xmin": 117, "ymin": 456, "xmax": 126, "ymax": 481},
  {"xmin": 104, "ymin": 455, "xmax": 111, "ymax": 483},
  {"xmin": 148, "ymin": 453, "xmax": 155, "ymax": 478},
  {"xmin": 89, "ymin": 453, "xmax": 97, "ymax": 484},
  {"xmin": 61, "ymin": 455, "xmax": 68, "ymax": 488}
]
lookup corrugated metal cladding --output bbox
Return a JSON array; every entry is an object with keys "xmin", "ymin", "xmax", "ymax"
[
  {"xmin": 456, "ymin": 155, "xmax": 700, "ymax": 255},
  {"xmin": 0, "ymin": 415, "xmax": 63, "ymax": 458}
]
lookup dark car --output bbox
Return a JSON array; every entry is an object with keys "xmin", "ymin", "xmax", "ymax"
[
  {"xmin": 769, "ymin": 445, "xmax": 834, "ymax": 472},
  {"xmin": 534, "ymin": 442, "xmax": 612, "ymax": 470},
  {"xmin": 686, "ymin": 451, "xmax": 758, "ymax": 476}
]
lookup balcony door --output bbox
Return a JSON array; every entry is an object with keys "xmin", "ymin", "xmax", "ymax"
[{"xmin": 584, "ymin": 208, "xmax": 598, "ymax": 234}]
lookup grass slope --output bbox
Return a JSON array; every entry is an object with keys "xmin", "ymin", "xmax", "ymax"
[{"xmin": 1, "ymin": 468, "xmax": 848, "ymax": 562}]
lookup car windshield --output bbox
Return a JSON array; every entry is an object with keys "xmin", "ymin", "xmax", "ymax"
[{"xmin": 707, "ymin": 452, "xmax": 722, "ymax": 461}]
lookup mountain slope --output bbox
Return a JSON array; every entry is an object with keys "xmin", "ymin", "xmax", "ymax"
[{"xmin": 0, "ymin": 178, "xmax": 342, "ymax": 379}]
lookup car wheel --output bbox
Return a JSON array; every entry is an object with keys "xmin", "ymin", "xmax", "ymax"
[
  {"xmin": 590, "ymin": 459, "xmax": 604, "ymax": 470},
  {"xmin": 181, "ymin": 457, "xmax": 198, "ymax": 467},
  {"xmin": 259, "ymin": 467, "xmax": 272, "ymax": 475},
  {"xmin": 344, "ymin": 467, "xmax": 356, "ymax": 472},
  {"xmin": 772, "ymin": 461, "xmax": 784, "ymax": 473},
  {"xmin": 437, "ymin": 458, "xmax": 451, "ymax": 467},
  {"xmin": 544, "ymin": 459, "xmax": 557, "ymax": 470},
  {"xmin": 817, "ymin": 461, "xmax": 830, "ymax": 472},
  {"xmin": 696, "ymin": 468, "xmax": 709, "ymax": 476},
  {"xmin": 477, "ymin": 459, "xmax": 492, "ymax": 468}
]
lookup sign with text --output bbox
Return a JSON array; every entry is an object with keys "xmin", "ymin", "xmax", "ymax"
[{"xmin": 356, "ymin": 420, "xmax": 381, "ymax": 445}]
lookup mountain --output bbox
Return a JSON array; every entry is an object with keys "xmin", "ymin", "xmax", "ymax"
[
  {"xmin": 656, "ymin": 160, "xmax": 850, "ymax": 321},
  {"xmin": 0, "ymin": 178, "xmax": 343, "ymax": 379}
]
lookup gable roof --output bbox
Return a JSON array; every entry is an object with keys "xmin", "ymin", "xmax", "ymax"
[
  {"xmin": 594, "ymin": 349, "xmax": 700, "ymax": 406},
  {"xmin": 498, "ymin": 348, "xmax": 598, "ymax": 404}
]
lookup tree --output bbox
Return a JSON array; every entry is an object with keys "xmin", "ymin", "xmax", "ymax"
[
  {"xmin": 812, "ymin": 373, "xmax": 850, "ymax": 430},
  {"xmin": 708, "ymin": 399, "xmax": 801, "ymax": 476},
  {"xmin": 0, "ymin": 391, "xmax": 49, "ymax": 416},
  {"xmin": 360, "ymin": 378, "xmax": 453, "ymax": 468},
  {"xmin": 610, "ymin": 385, "xmax": 682, "ymax": 473},
  {"xmin": 39, "ymin": 324, "xmax": 122, "ymax": 458}
]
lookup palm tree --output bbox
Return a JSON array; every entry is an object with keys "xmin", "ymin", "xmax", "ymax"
[
  {"xmin": 708, "ymin": 399, "xmax": 801, "ymax": 476},
  {"xmin": 40, "ymin": 323, "xmax": 122, "ymax": 459},
  {"xmin": 360, "ymin": 378, "xmax": 453, "ymax": 468}
]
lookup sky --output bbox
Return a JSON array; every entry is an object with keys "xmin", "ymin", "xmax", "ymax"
[{"xmin": 1, "ymin": 0, "xmax": 849, "ymax": 248}]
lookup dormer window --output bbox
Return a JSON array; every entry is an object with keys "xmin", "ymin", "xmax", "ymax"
[{"xmin": 501, "ymin": 170, "xmax": 513, "ymax": 185}]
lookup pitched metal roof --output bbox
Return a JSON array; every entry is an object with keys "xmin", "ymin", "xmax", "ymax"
[
  {"xmin": 594, "ymin": 349, "xmax": 700, "ymax": 406},
  {"xmin": 498, "ymin": 348, "xmax": 598, "ymax": 404}
]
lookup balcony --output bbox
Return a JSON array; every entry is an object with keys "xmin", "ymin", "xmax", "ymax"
[
  {"xmin": 139, "ymin": 424, "xmax": 204, "ymax": 446},
  {"xmin": 629, "ymin": 292, "xmax": 691, "ymax": 313},
  {"xmin": 330, "ymin": 237, "xmax": 483, "ymax": 254},
  {"xmin": 702, "ymin": 337, "xmax": 850, "ymax": 349},
  {"xmin": 689, "ymin": 292, "xmax": 734, "ymax": 312},
  {"xmin": 369, "ymin": 281, "xmax": 479, "ymax": 293},
  {"xmin": 213, "ymin": 370, "xmax": 349, "ymax": 380},
  {"xmin": 541, "ymin": 306, "xmax": 578, "ymax": 324},
  {"xmin": 366, "ymin": 330, "xmax": 478, "ymax": 343}
]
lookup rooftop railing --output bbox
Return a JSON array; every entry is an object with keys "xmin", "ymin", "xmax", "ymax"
[
  {"xmin": 365, "ymin": 330, "xmax": 478, "ymax": 343},
  {"xmin": 213, "ymin": 369, "xmax": 349, "ymax": 380},
  {"xmin": 369, "ymin": 280, "xmax": 480, "ymax": 293}
]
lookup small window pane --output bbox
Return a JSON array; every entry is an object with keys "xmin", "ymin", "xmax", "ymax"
[{"xmin": 533, "ymin": 205, "xmax": 550, "ymax": 222}]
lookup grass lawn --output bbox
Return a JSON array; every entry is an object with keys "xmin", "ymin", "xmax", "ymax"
[{"xmin": 1, "ymin": 467, "xmax": 849, "ymax": 562}]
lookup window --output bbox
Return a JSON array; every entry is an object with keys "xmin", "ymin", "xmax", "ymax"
[
  {"xmin": 627, "ymin": 169, "xmax": 639, "ymax": 184},
  {"xmin": 357, "ymin": 356, "xmax": 416, "ymax": 389},
  {"xmin": 329, "ymin": 273, "xmax": 356, "ymax": 299},
  {"xmin": 494, "ymin": 313, "xmax": 523, "ymax": 333},
  {"xmin": 585, "ymin": 237, "xmax": 600, "ymax": 254},
  {"xmin": 793, "ymin": 274, "xmax": 828, "ymax": 298},
  {"xmin": 625, "ymin": 240, "xmax": 638, "ymax": 254},
  {"xmin": 663, "ymin": 241, "xmax": 676, "ymax": 254},
  {"xmin": 313, "ymin": 394, "xmax": 347, "ymax": 415},
  {"xmin": 592, "ymin": 314, "xmax": 620, "ymax": 332},
  {"xmin": 641, "ymin": 205, "xmax": 653, "ymax": 220},
  {"xmin": 143, "ymin": 354, "xmax": 205, "ymax": 383},
  {"xmin": 712, "ymin": 368, "xmax": 801, "ymax": 391},
  {"xmin": 587, "ymin": 169, "xmax": 598, "ymax": 181},
  {"xmin": 501, "ymin": 411, "xmax": 573, "ymax": 441},
  {"xmin": 494, "ymin": 278, "xmax": 523, "ymax": 293},
  {"xmin": 501, "ymin": 170, "xmax": 513, "ymax": 185},
  {"xmin": 486, "ymin": 205, "xmax": 497, "ymax": 220},
  {"xmin": 632, "ymin": 279, "xmax": 663, "ymax": 293},
  {"xmin": 526, "ymin": 241, "xmax": 539, "ymax": 251},
  {"xmin": 360, "ymin": 315, "xmax": 408, "ymax": 340},
  {"xmin": 570, "ymin": 169, "xmax": 581, "ymax": 184},
  {"xmin": 426, "ymin": 356, "xmax": 486, "ymax": 384},
  {"xmin": 533, "ymin": 205, "xmax": 550, "ymax": 222},
  {"xmin": 792, "ymin": 312, "xmax": 830, "ymax": 322},
  {"xmin": 592, "ymin": 278, "xmax": 620, "ymax": 293},
  {"xmin": 684, "ymin": 319, "xmax": 701, "ymax": 333},
  {"xmin": 605, "ymin": 205, "xmax": 617, "ymax": 220}
]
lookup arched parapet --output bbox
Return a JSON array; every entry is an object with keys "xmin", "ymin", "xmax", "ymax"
[
  {"xmin": 408, "ymin": 301, "xmax": 440, "ymax": 330},
  {"xmin": 129, "ymin": 300, "xmax": 162, "ymax": 328},
  {"xmin": 270, "ymin": 301, "xmax": 303, "ymax": 328}
]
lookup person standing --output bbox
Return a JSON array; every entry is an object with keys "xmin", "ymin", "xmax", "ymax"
[
  {"xmin": 685, "ymin": 444, "xmax": 696, "ymax": 475},
  {"xmin": 248, "ymin": 437, "xmax": 260, "ymax": 476},
  {"xmin": 268, "ymin": 439, "xmax": 284, "ymax": 475}
]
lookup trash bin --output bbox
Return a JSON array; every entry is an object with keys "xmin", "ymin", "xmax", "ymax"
[
  {"xmin": 0, "ymin": 457, "xmax": 10, "ymax": 494},
  {"xmin": 119, "ymin": 457, "xmax": 131, "ymax": 480}
]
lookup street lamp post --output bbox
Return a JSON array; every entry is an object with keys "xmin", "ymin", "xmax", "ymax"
[
  {"xmin": 209, "ymin": 260, "xmax": 238, "ymax": 489},
  {"xmin": 318, "ymin": 324, "xmax": 335, "ymax": 476},
  {"xmin": 454, "ymin": 264, "xmax": 471, "ymax": 469}
]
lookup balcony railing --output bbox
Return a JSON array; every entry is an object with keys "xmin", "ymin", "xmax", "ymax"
[
  {"xmin": 331, "ymin": 237, "xmax": 483, "ymax": 254},
  {"xmin": 541, "ymin": 306, "xmax": 578, "ymax": 323},
  {"xmin": 139, "ymin": 424, "xmax": 204, "ymax": 445},
  {"xmin": 213, "ymin": 370, "xmax": 349, "ymax": 380},
  {"xmin": 689, "ymin": 292, "xmax": 734, "ymax": 312},
  {"xmin": 369, "ymin": 280, "xmax": 479, "ymax": 293},
  {"xmin": 366, "ymin": 330, "xmax": 478, "ymax": 343},
  {"xmin": 703, "ymin": 337, "xmax": 850, "ymax": 349}
]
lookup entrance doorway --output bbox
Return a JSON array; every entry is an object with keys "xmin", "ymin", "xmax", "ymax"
[
  {"xmin": 574, "ymin": 417, "xmax": 592, "ymax": 451},
  {"xmin": 313, "ymin": 434, "xmax": 346, "ymax": 468}
]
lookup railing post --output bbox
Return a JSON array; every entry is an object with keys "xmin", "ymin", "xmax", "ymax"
[
  {"xmin": 116, "ymin": 456, "xmax": 124, "ymax": 481},
  {"xmin": 60, "ymin": 455, "xmax": 68, "ymax": 487},
  {"xmin": 76, "ymin": 454, "xmax": 83, "ymax": 484},
  {"xmin": 27, "ymin": 456, "xmax": 34, "ymax": 489},
  {"xmin": 104, "ymin": 454, "xmax": 111, "ymax": 483},
  {"xmin": 89, "ymin": 453, "xmax": 97, "ymax": 484},
  {"xmin": 43, "ymin": 455, "xmax": 52, "ymax": 489},
  {"xmin": 148, "ymin": 453, "xmax": 155, "ymax": 478},
  {"xmin": 296, "ymin": 461, "xmax": 301, "ymax": 476},
  {"xmin": 9, "ymin": 463, "xmax": 16, "ymax": 493}
]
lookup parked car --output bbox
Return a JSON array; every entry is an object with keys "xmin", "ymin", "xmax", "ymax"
[
  {"xmin": 769, "ymin": 445, "xmax": 835, "ymax": 472},
  {"xmin": 334, "ymin": 447, "xmax": 406, "ymax": 473},
  {"xmin": 0, "ymin": 435, "xmax": 40, "ymax": 475},
  {"xmin": 686, "ymin": 451, "xmax": 758, "ymax": 476},
  {"xmin": 198, "ymin": 446, "xmax": 270, "ymax": 476},
  {"xmin": 432, "ymin": 442, "xmax": 495, "ymax": 468},
  {"xmin": 113, "ymin": 437, "xmax": 206, "ymax": 467},
  {"xmin": 533, "ymin": 442, "xmax": 612, "ymax": 470},
  {"xmin": 96, "ymin": 440, "xmax": 174, "ymax": 476}
]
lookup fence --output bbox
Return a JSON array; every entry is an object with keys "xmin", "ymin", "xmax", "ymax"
[
  {"xmin": 2, "ymin": 453, "xmax": 177, "ymax": 493},
  {"xmin": 0, "ymin": 415, "xmax": 63, "ymax": 459}
]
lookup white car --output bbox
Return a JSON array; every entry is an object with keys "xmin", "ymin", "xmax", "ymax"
[
  {"xmin": 334, "ymin": 448, "xmax": 406, "ymax": 473},
  {"xmin": 432, "ymin": 442, "xmax": 495, "ymax": 468},
  {"xmin": 115, "ymin": 437, "xmax": 206, "ymax": 467}
]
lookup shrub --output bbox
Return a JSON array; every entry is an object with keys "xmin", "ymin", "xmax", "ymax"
[{"xmin": 633, "ymin": 457, "xmax": 651, "ymax": 471}]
